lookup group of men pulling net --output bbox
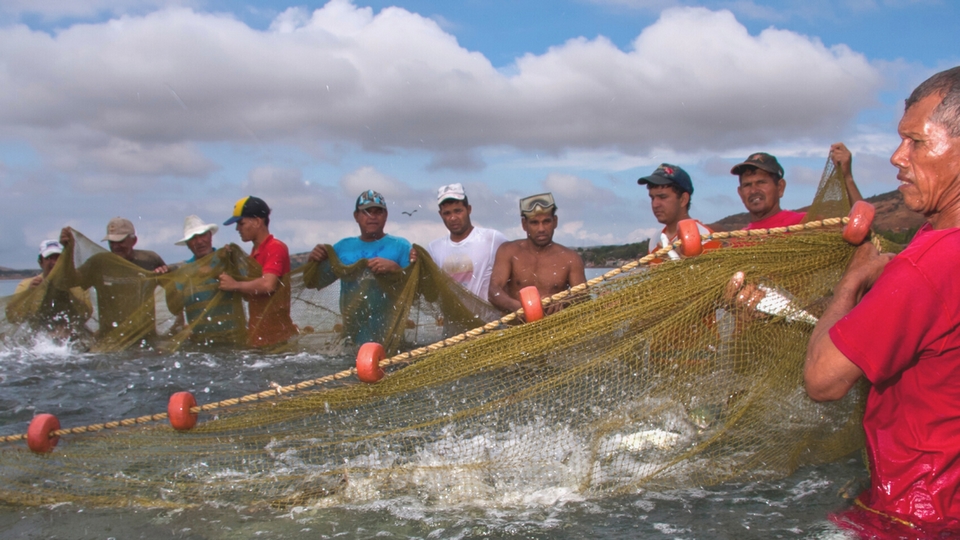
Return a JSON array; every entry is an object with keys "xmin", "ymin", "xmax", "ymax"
[
  {"xmin": 0, "ymin": 161, "xmax": 885, "ymax": 509},
  {"xmin": 1, "ymin": 231, "xmax": 498, "ymax": 356}
]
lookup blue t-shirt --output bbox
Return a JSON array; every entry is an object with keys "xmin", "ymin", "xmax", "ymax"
[
  {"xmin": 332, "ymin": 235, "xmax": 412, "ymax": 345},
  {"xmin": 332, "ymin": 235, "xmax": 411, "ymax": 267}
]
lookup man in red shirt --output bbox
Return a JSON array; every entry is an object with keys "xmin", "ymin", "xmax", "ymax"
[
  {"xmin": 805, "ymin": 66, "xmax": 960, "ymax": 533},
  {"xmin": 731, "ymin": 145, "xmax": 861, "ymax": 230},
  {"xmin": 218, "ymin": 196, "xmax": 297, "ymax": 348}
]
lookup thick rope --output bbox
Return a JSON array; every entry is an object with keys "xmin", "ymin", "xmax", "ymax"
[{"xmin": 0, "ymin": 217, "xmax": 853, "ymax": 445}]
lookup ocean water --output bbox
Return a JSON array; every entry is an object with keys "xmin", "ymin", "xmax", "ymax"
[
  {"xmin": 0, "ymin": 279, "xmax": 21, "ymax": 297},
  {"xmin": 0, "ymin": 336, "xmax": 867, "ymax": 539},
  {"xmin": 0, "ymin": 267, "xmax": 866, "ymax": 539}
]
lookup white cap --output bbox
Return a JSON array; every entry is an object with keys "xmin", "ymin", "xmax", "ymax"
[
  {"xmin": 39, "ymin": 239, "xmax": 63, "ymax": 259},
  {"xmin": 175, "ymin": 215, "xmax": 219, "ymax": 246},
  {"xmin": 437, "ymin": 183, "xmax": 466, "ymax": 203}
]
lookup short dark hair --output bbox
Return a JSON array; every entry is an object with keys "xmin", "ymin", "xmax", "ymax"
[
  {"xmin": 905, "ymin": 66, "xmax": 960, "ymax": 137},
  {"xmin": 439, "ymin": 196, "xmax": 469, "ymax": 209},
  {"xmin": 647, "ymin": 183, "xmax": 691, "ymax": 211}
]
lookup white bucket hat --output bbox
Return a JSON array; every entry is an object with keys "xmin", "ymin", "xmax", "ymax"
[{"xmin": 175, "ymin": 215, "xmax": 219, "ymax": 245}]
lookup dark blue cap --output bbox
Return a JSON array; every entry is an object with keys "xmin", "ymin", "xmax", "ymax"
[{"xmin": 638, "ymin": 164, "xmax": 694, "ymax": 195}]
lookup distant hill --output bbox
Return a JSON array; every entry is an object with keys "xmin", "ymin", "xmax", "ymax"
[
  {"xmin": 706, "ymin": 189, "xmax": 923, "ymax": 233},
  {"xmin": 0, "ymin": 267, "xmax": 34, "ymax": 280}
]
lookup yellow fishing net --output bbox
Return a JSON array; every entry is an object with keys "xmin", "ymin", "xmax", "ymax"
[
  {"xmin": 0, "ymin": 234, "xmax": 499, "ymax": 355},
  {"xmin": 0, "ymin": 161, "xmax": 890, "ymax": 508}
]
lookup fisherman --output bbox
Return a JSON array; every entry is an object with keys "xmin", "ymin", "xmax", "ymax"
[
  {"xmin": 638, "ymin": 163, "xmax": 720, "ymax": 261},
  {"xmin": 218, "ymin": 197, "xmax": 297, "ymax": 348},
  {"xmin": 97, "ymin": 217, "xmax": 168, "ymax": 272},
  {"xmin": 308, "ymin": 190, "xmax": 412, "ymax": 344},
  {"xmin": 5, "ymin": 239, "xmax": 92, "ymax": 336},
  {"xmin": 167, "ymin": 215, "xmax": 245, "ymax": 346},
  {"xmin": 805, "ymin": 66, "xmax": 960, "ymax": 532},
  {"xmin": 488, "ymin": 192, "xmax": 586, "ymax": 314},
  {"xmin": 58, "ymin": 218, "xmax": 168, "ymax": 347},
  {"xmin": 731, "ymin": 144, "xmax": 862, "ymax": 229},
  {"xmin": 424, "ymin": 183, "xmax": 507, "ymax": 300}
]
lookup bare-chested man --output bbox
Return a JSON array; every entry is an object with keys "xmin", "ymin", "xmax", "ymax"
[{"xmin": 488, "ymin": 193, "xmax": 586, "ymax": 314}]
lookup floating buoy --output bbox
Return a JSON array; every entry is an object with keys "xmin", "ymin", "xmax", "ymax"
[
  {"xmin": 356, "ymin": 342, "xmax": 385, "ymax": 383},
  {"xmin": 519, "ymin": 286, "xmax": 544, "ymax": 322},
  {"xmin": 677, "ymin": 219, "xmax": 704, "ymax": 258},
  {"xmin": 843, "ymin": 200, "xmax": 876, "ymax": 245},
  {"xmin": 167, "ymin": 391, "xmax": 198, "ymax": 431},
  {"xmin": 27, "ymin": 413, "xmax": 60, "ymax": 453}
]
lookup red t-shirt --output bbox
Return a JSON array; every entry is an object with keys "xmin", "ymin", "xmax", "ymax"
[
  {"xmin": 248, "ymin": 235, "xmax": 297, "ymax": 348},
  {"xmin": 743, "ymin": 210, "xmax": 805, "ymax": 230},
  {"xmin": 830, "ymin": 224, "xmax": 960, "ymax": 528}
]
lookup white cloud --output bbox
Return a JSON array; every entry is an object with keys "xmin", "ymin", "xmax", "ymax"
[
  {"xmin": 0, "ymin": 3, "xmax": 879, "ymax": 172},
  {"xmin": 0, "ymin": 1, "xmax": 900, "ymax": 266}
]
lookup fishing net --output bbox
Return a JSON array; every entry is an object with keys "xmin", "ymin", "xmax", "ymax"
[
  {"xmin": 0, "ymin": 161, "xmax": 889, "ymax": 508},
  {"xmin": 0, "ymin": 234, "xmax": 499, "ymax": 356}
]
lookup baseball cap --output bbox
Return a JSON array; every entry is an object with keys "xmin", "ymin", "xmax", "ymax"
[
  {"xmin": 519, "ymin": 192, "xmax": 557, "ymax": 217},
  {"xmin": 102, "ymin": 217, "xmax": 136, "ymax": 242},
  {"xmin": 437, "ymin": 183, "xmax": 466, "ymax": 203},
  {"xmin": 356, "ymin": 190, "xmax": 387, "ymax": 211},
  {"xmin": 730, "ymin": 152, "xmax": 784, "ymax": 178},
  {"xmin": 39, "ymin": 239, "xmax": 63, "ymax": 259},
  {"xmin": 637, "ymin": 163, "xmax": 694, "ymax": 195},
  {"xmin": 175, "ymin": 215, "xmax": 219, "ymax": 245},
  {"xmin": 224, "ymin": 196, "xmax": 271, "ymax": 225}
]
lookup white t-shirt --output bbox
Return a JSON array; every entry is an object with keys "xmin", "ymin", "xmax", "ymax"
[
  {"xmin": 428, "ymin": 226, "xmax": 508, "ymax": 300},
  {"xmin": 648, "ymin": 220, "xmax": 713, "ymax": 261}
]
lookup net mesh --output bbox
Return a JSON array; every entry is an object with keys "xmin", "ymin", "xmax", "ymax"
[{"xmin": 0, "ymin": 160, "xmax": 887, "ymax": 508}]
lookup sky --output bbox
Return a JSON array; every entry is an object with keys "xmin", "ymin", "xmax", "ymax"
[{"xmin": 0, "ymin": 0, "xmax": 956, "ymax": 268}]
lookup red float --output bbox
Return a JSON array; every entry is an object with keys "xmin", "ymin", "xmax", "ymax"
[
  {"xmin": 27, "ymin": 413, "xmax": 60, "ymax": 453},
  {"xmin": 519, "ymin": 285, "xmax": 544, "ymax": 322},
  {"xmin": 356, "ymin": 342, "xmax": 386, "ymax": 383},
  {"xmin": 677, "ymin": 219, "xmax": 705, "ymax": 258},
  {"xmin": 843, "ymin": 200, "xmax": 876, "ymax": 245},
  {"xmin": 167, "ymin": 391, "xmax": 199, "ymax": 431}
]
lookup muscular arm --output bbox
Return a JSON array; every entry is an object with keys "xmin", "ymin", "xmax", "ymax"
[
  {"xmin": 804, "ymin": 243, "xmax": 892, "ymax": 401},
  {"xmin": 488, "ymin": 243, "xmax": 521, "ymax": 313},
  {"xmin": 568, "ymin": 252, "xmax": 586, "ymax": 289}
]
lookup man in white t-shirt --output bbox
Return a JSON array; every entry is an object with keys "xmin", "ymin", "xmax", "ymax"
[
  {"xmin": 427, "ymin": 183, "xmax": 507, "ymax": 300},
  {"xmin": 638, "ymin": 163, "xmax": 718, "ymax": 262}
]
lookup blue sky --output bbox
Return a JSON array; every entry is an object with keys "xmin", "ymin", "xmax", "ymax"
[{"xmin": 0, "ymin": 0, "xmax": 956, "ymax": 267}]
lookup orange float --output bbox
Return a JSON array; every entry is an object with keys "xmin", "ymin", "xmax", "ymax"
[
  {"xmin": 677, "ymin": 219, "xmax": 704, "ymax": 258},
  {"xmin": 519, "ymin": 286, "xmax": 544, "ymax": 322},
  {"xmin": 27, "ymin": 413, "xmax": 60, "ymax": 453},
  {"xmin": 842, "ymin": 200, "xmax": 876, "ymax": 245},
  {"xmin": 356, "ymin": 342, "xmax": 386, "ymax": 383},
  {"xmin": 167, "ymin": 391, "xmax": 199, "ymax": 431}
]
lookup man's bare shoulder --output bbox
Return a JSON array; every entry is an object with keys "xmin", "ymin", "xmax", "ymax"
[
  {"xmin": 498, "ymin": 239, "xmax": 526, "ymax": 255},
  {"xmin": 551, "ymin": 243, "xmax": 583, "ymax": 262}
]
